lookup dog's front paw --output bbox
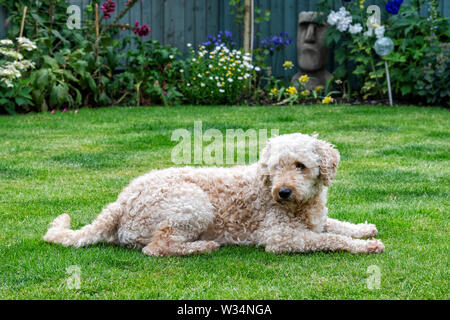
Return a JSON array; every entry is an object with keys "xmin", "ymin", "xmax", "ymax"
[
  {"xmin": 365, "ymin": 239, "xmax": 384, "ymax": 254},
  {"xmin": 354, "ymin": 222, "xmax": 378, "ymax": 239}
]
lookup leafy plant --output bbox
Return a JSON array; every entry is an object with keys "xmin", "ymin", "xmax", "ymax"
[{"xmin": 118, "ymin": 37, "xmax": 185, "ymax": 106}]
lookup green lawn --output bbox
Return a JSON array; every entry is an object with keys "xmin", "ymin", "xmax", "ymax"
[{"xmin": 0, "ymin": 105, "xmax": 448, "ymax": 300}]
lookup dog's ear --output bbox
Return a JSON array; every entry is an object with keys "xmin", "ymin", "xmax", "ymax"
[
  {"xmin": 257, "ymin": 141, "xmax": 271, "ymax": 186},
  {"xmin": 315, "ymin": 140, "xmax": 340, "ymax": 187}
]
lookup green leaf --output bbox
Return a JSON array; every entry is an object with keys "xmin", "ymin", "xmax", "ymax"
[
  {"xmin": 43, "ymin": 56, "xmax": 59, "ymax": 69},
  {"xmin": 50, "ymin": 84, "xmax": 68, "ymax": 108}
]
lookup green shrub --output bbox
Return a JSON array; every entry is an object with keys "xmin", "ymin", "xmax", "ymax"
[{"xmin": 118, "ymin": 37, "xmax": 185, "ymax": 106}]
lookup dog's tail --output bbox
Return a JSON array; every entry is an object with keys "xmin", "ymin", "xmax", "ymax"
[{"xmin": 43, "ymin": 203, "xmax": 122, "ymax": 248}]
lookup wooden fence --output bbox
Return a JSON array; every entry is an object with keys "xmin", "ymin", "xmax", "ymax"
[{"xmin": 1, "ymin": 0, "xmax": 449, "ymax": 77}]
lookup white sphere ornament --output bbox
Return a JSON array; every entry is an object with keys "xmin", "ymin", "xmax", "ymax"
[{"xmin": 374, "ymin": 37, "xmax": 394, "ymax": 56}]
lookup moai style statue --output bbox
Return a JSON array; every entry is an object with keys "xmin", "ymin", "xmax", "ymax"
[{"xmin": 292, "ymin": 12, "xmax": 332, "ymax": 90}]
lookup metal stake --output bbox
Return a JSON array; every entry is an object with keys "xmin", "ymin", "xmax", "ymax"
[{"xmin": 384, "ymin": 60, "xmax": 393, "ymax": 106}]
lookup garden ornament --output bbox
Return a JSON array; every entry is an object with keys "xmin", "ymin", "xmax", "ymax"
[
  {"xmin": 292, "ymin": 11, "xmax": 332, "ymax": 90},
  {"xmin": 374, "ymin": 36, "xmax": 394, "ymax": 106}
]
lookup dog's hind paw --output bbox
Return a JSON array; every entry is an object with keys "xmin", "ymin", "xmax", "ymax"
[
  {"xmin": 365, "ymin": 239, "xmax": 385, "ymax": 253},
  {"xmin": 355, "ymin": 223, "xmax": 378, "ymax": 239}
]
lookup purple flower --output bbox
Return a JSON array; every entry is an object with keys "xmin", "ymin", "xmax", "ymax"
[
  {"xmin": 386, "ymin": 0, "xmax": 403, "ymax": 15},
  {"xmin": 202, "ymin": 30, "xmax": 235, "ymax": 49},
  {"xmin": 260, "ymin": 33, "xmax": 294, "ymax": 54},
  {"xmin": 134, "ymin": 22, "xmax": 150, "ymax": 37},
  {"xmin": 101, "ymin": 0, "xmax": 116, "ymax": 19}
]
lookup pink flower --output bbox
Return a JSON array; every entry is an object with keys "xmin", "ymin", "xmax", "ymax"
[
  {"xmin": 51, "ymin": 109, "xmax": 56, "ymax": 114},
  {"xmin": 101, "ymin": 0, "xmax": 116, "ymax": 19},
  {"xmin": 63, "ymin": 108, "xmax": 68, "ymax": 113},
  {"xmin": 163, "ymin": 91, "xmax": 167, "ymax": 95},
  {"xmin": 75, "ymin": 109, "xmax": 79, "ymax": 114}
]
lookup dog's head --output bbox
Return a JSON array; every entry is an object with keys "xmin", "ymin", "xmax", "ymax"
[{"xmin": 257, "ymin": 133, "xmax": 340, "ymax": 204}]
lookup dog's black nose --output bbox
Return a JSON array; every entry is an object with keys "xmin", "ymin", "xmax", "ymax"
[{"xmin": 278, "ymin": 188, "xmax": 292, "ymax": 199}]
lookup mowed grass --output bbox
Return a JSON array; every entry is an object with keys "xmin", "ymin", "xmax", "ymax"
[{"xmin": 0, "ymin": 105, "xmax": 448, "ymax": 300}]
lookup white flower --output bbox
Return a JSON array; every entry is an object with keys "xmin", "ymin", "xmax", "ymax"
[
  {"xmin": 0, "ymin": 48, "xmax": 23, "ymax": 60},
  {"xmin": 227, "ymin": 78, "xmax": 233, "ymax": 83},
  {"xmin": 209, "ymin": 76, "xmax": 213, "ymax": 80},
  {"xmin": 197, "ymin": 74, "xmax": 202, "ymax": 78},
  {"xmin": 187, "ymin": 83, "xmax": 191, "ymax": 87},
  {"xmin": 254, "ymin": 66, "xmax": 261, "ymax": 72},
  {"xmin": 337, "ymin": 16, "xmax": 352, "ymax": 32},
  {"xmin": 349, "ymin": 23, "xmax": 363, "ymax": 35},
  {"xmin": 219, "ymin": 89, "xmax": 225, "ymax": 93},
  {"xmin": 327, "ymin": 11, "xmax": 339, "ymax": 26},
  {"xmin": 16, "ymin": 37, "xmax": 37, "ymax": 51},
  {"xmin": 327, "ymin": 7, "xmax": 352, "ymax": 32},
  {"xmin": 180, "ymin": 69, "xmax": 184, "ymax": 73},
  {"xmin": 169, "ymin": 55, "xmax": 174, "ymax": 59},
  {"xmin": 0, "ymin": 39, "xmax": 13, "ymax": 46},
  {"xmin": 200, "ymin": 82, "xmax": 205, "ymax": 87},
  {"xmin": 375, "ymin": 26, "xmax": 385, "ymax": 39},
  {"xmin": 187, "ymin": 43, "xmax": 192, "ymax": 48}
]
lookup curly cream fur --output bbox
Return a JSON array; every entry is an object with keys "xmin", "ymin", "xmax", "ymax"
[{"xmin": 44, "ymin": 133, "xmax": 384, "ymax": 256}]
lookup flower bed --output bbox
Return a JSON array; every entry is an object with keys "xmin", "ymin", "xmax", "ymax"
[{"xmin": 0, "ymin": 0, "xmax": 448, "ymax": 114}]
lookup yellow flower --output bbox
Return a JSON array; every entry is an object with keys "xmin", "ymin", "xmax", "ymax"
[
  {"xmin": 270, "ymin": 88, "xmax": 280, "ymax": 96},
  {"xmin": 283, "ymin": 61, "xmax": 294, "ymax": 70},
  {"xmin": 301, "ymin": 90, "xmax": 310, "ymax": 97},
  {"xmin": 315, "ymin": 85, "xmax": 324, "ymax": 92},
  {"xmin": 286, "ymin": 86, "xmax": 298, "ymax": 96},
  {"xmin": 322, "ymin": 96, "xmax": 333, "ymax": 104},
  {"xmin": 299, "ymin": 75, "xmax": 309, "ymax": 84}
]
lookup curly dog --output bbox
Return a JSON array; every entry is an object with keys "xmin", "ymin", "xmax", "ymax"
[{"xmin": 44, "ymin": 133, "xmax": 384, "ymax": 256}]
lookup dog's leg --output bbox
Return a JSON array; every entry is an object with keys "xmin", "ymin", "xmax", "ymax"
[
  {"xmin": 262, "ymin": 228, "xmax": 384, "ymax": 254},
  {"xmin": 142, "ymin": 226, "xmax": 220, "ymax": 256},
  {"xmin": 324, "ymin": 218, "xmax": 378, "ymax": 239},
  {"xmin": 140, "ymin": 183, "xmax": 220, "ymax": 257}
]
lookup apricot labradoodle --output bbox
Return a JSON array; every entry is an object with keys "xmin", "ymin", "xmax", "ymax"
[{"xmin": 44, "ymin": 133, "xmax": 384, "ymax": 256}]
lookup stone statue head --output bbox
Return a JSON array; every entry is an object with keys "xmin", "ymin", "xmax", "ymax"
[{"xmin": 297, "ymin": 12, "xmax": 329, "ymax": 73}]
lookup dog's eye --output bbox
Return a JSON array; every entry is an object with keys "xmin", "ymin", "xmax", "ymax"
[{"xmin": 296, "ymin": 163, "xmax": 306, "ymax": 170}]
